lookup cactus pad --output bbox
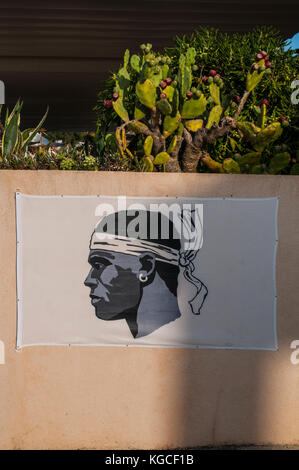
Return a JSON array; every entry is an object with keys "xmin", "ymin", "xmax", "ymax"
[
  {"xmin": 222, "ymin": 158, "xmax": 241, "ymax": 174},
  {"xmin": 206, "ymin": 105, "xmax": 223, "ymax": 128},
  {"xmin": 181, "ymin": 95, "xmax": 207, "ymax": 119},
  {"xmin": 269, "ymin": 152, "xmax": 291, "ymax": 174},
  {"xmin": 202, "ymin": 155, "xmax": 224, "ymax": 173},
  {"xmin": 209, "ymin": 82, "xmax": 221, "ymax": 105},
  {"xmin": 184, "ymin": 119, "xmax": 203, "ymax": 132},
  {"xmin": 136, "ymin": 79, "xmax": 156, "ymax": 109},
  {"xmin": 113, "ymin": 98, "xmax": 129, "ymax": 122},
  {"xmin": 156, "ymin": 99, "xmax": 172, "ymax": 115},
  {"xmin": 163, "ymin": 112, "xmax": 181, "ymax": 137},
  {"xmin": 153, "ymin": 152, "xmax": 170, "ymax": 165},
  {"xmin": 143, "ymin": 135, "xmax": 153, "ymax": 156}
]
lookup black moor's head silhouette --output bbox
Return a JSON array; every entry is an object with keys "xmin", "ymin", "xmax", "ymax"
[{"xmin": 84, "ymin": 210, "xmax": 207, "ymax": 338}]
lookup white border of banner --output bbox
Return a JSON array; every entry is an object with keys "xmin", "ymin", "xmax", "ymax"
[
  {"xmin": 16, "ymin": 192, "xmax": 23, "ymax": 349},
  {"xmin": 15, "ymin": 193, "xmax": 279, "ymax": 351}
]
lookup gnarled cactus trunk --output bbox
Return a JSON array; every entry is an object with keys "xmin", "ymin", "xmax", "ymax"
[{"xmin": 182, "ymin": 144, "xmax": 202, "ymax": 172}]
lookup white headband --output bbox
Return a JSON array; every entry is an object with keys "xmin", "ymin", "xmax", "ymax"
[{"xmin": 90, "ymin": 232, "xmax": 179, "ymax": 265}]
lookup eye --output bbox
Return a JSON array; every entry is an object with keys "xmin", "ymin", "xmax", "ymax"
[
  {"xmin": 94, "ymin": 261, "xmax": 104, "ymax": 271},
  {"xmin": 90, "ymin": 257, "xmax": 111, "ymax": 271}
]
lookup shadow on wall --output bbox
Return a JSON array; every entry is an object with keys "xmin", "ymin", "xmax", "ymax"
[
  {"xmin": 132, "ymin": 176, "xmax": 299, "ymax": 449},
  {"xmin": 170, "ymin": 179, "xmax": 298, "ymax": 447}
]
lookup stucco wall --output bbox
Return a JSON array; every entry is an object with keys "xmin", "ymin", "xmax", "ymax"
[{"xmin": 0, "ymin": 171, "xmax": 298, "ymax": 449}]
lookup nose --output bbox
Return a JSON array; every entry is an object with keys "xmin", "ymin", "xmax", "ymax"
[{"xmin": 84, "ymin": 269, "xmax": 98, "ymax": 288}]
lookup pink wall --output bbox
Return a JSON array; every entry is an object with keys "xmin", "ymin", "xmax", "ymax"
[{"xmin": 0, "ymin": 171, "xmax": 298, "ymax": 449}]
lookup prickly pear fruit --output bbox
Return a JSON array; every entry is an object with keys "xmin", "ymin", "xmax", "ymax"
[
  {"xmin": 260, "ymin": 99, "xmax": 269, "ymax": 106},
  {"xmin": 104, "ymin": 100, "xmax": 113, "ymax": 108}
]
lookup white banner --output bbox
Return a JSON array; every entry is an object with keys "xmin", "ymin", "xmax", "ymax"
[{"xmin": 16, "ymin": 193, "xmax": 278, "ymax": 350}]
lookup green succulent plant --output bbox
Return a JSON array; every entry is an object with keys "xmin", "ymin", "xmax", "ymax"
[
  {"xmin": 0, "ymin": 101, "xmax": 48, "ymax": 159},
  {"xmin": 96, "ymin": 42, "xmax": 277, "ymax": 172}
]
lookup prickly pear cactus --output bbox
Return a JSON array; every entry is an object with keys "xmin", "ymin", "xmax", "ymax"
[{"xmin": 99, "ymin": 44, "xmax": 275, "ymax": 172}]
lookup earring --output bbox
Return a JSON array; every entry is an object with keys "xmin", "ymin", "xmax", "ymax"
[{"xmin": 139, "ymin": 273, "xmax": 148, "ymax": 283}]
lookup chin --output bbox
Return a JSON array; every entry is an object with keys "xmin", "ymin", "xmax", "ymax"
[{"xmin": 94, "ymin": 306, "xmax": 123, "ymax": 321}]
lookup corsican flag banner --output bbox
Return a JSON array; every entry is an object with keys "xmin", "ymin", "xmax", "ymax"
[{"xmin": 16, "ymin": 193, "xmax": 278, "ymax": 350}]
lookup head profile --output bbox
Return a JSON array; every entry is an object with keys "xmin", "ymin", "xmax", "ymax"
[{"xmin": 84, "ymin": 209, "xmax": 207, "ymax": 338}]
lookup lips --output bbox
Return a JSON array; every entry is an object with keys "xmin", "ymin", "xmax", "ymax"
[{"xmin": 90, "ymin": 294, "xmax": 102, "ymax": 305}]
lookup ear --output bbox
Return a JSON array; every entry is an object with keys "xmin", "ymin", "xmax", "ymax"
[{"xmin": 138, "ymin": 252, "xmax": 156, "ymax": 278}]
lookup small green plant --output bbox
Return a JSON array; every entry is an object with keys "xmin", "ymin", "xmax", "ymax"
[
  {"xmin": 0, "ymin": 101, "xmax": 48, "ymax": 161},
  {"xmin": 82, "ymin": 155, "xmax": 98, "ymax": 170},
  {"xmin": 60, "ymin": 157, "xmax": 77, "ymax": 170}
]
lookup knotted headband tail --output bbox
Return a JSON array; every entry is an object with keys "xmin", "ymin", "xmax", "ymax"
[
  {"xmin": 178, "ymin": 209, "xmax": 208, "ymax": 315},
  {"xmin": 181, "ymin": 255, "xmax": 208, "ymax": 314}
]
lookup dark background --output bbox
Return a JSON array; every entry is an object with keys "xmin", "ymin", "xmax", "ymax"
[{"xmin": 0, "ymin": 0, "xmax": 298, "ymax": 130}]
